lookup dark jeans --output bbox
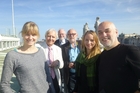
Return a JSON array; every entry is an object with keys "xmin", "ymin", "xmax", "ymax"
[
  {"xmin": 60, "ymin": 68, "xmax": 64, "ymax": 93},
  {"xmin": 68, "ymin": 73, "xmax": 76, "ymax": 93},
  {"xmin": 52, "ymin": 76, "xmax": 60, "ymax": 93}
]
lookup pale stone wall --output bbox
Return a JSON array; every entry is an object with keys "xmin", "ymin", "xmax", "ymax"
[{"xmin": 0, "ymin": 34, "xmax": 20, "ymax": 51}]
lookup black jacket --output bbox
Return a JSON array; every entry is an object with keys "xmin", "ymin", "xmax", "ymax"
[
  {"xmin": 61, "ymin": 41, "xmax": 81, "ymax": 85},
  {"xmin": 54, "ymin": 39, "xmax": 69, "ymax": 47}
]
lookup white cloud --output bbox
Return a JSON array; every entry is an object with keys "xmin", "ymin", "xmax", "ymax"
[{"xmin": 125, "ymin": 7, "xmax": 140, "ymax": 13}]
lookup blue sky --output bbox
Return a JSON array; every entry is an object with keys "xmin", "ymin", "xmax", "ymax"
[{"xmin": 0, "ymin": 0, "xmax": 140, "ymax": 40}]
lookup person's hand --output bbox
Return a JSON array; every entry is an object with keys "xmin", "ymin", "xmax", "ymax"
[
  {"xmin": 69, "ymin": 62, "xmax": 74, "ymax": 68},
  {"xmin": 50, "ymin": 60, "xmax": 59, "ymax": 67},
  {"xmin": 73, "ymin": 92, "xmax": 77, "ymax": 93}
]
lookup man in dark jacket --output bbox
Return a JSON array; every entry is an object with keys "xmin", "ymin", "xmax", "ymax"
[
  {"xmin": 55, "ymin": 28, "xmax": 68, "ymax": 47},
  {"xmin": 54, "ymin": 28, "xmax": 69, "ymax": 93},
  {"xmin": 61, "ymin": 29, "xmax": 81, "ymax": 93}
]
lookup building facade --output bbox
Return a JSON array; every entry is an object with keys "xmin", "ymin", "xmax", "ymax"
[{"xmin": 118, "ymin": 33, "xmax": 140, "ymax": 46}]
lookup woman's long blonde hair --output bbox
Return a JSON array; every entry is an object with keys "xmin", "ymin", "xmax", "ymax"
[{"xmin": 81, "ymin": 30, "xmax": 101, "ymax": 59}]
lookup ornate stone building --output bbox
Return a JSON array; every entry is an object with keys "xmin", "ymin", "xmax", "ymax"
[{"xmin": 118, "ymin": 33, "xmax": 140, "ymax": 46}]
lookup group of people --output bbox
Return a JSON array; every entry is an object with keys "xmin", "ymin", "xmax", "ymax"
[{"xmin": 0, "ymin": 21, "xmax": 140, "ymax": 93}]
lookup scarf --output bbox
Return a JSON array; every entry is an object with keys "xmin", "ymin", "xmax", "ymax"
[{"xmin": 76, "ymin": 52, "xmax": 100, "ymax": 89}]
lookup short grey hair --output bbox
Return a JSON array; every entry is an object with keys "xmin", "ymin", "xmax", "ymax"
[{"xmin": 45, "ymin": 28, "xmax": 58, "ymax": 39}]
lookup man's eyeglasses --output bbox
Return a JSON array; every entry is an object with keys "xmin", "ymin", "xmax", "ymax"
[{"xmin": 68, "ymin": 33, "xmax": 76, "ymax": 36}]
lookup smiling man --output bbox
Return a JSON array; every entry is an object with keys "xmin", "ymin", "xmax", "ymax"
[
  {"xmin": 97, "ymin": 21, "xmax": 140, "ymax": 93},
  {"xmin": 37, "ymin": 28, "xmax": 64, "ymax": 93},
  {"xmin": 55, "ymin": 28, "xmax": 69, "ymax": 47},
  {"xmin": 61, "ymin": 29, "xmax": 81, "ymax": 93}
]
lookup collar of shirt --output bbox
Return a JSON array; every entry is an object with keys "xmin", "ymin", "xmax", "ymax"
[
  {"xmin": 59, "ymin": 39, "xmax": 66, "ymax": 45},
  {"xmin": 45, "ymin": 43, "xmax": 55, "ymax": 49},
  {"xmin": 70, "ymin": 43, "xmax": 77, "ymax": 49},
  {"xmin": 69, "ymin": 45, "xmax": 80, "ymax": 62}
]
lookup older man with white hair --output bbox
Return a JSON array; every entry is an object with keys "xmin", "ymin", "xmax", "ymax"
[
  {"xmin": 55, "ymin": 28, "xmax": 69, "ymax": 47},
  {"xmin": 37, "ymin": 28, "xmax": 64, "ymax": 93}
]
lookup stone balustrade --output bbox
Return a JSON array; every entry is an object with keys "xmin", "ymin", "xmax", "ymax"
[{"xmin": 0, "ymin": 34, "xmax": 20, "ymax": 51}]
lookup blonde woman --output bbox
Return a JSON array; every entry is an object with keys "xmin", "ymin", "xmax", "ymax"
[
  {"xmin": 0, "ymin": 21, "xmax": 55, "ymax": 93},
  {"xmin": 73, "ymin": 30, "xmax": 101, "ymax": 93}
]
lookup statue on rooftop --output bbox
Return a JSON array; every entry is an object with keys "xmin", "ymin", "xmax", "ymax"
[
  {"xmin": 83, "ymin": 22, "xmax": 89, "ymax": 35},
  {"xmin": 94, "ymin": 17, "xmax": 100, "ymax": 34}
]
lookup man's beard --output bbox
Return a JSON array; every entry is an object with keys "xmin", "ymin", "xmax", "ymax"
[{"xmin": 69, "ymin": 39, "xmax": 76, "ymax": 43}]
